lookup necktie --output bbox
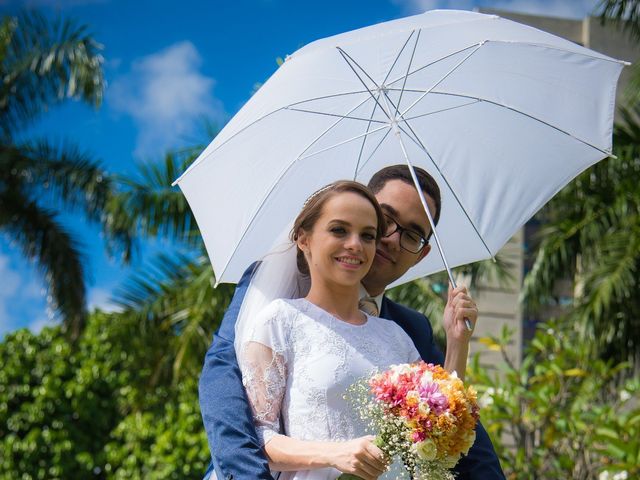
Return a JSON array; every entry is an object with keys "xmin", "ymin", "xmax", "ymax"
[{"xmin": 359, "ymin": 296, "xmax": 379, "ymax": 317}]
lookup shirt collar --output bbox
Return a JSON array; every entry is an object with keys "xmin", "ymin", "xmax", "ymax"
[{"xmin": 359, "ymin": 284, "xmax": 384, "ymax": 313}]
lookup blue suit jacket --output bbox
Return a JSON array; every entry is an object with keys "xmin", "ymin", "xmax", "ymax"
[{"xmin": 199, "ymin": 265, "xmax": 505, "ymax": 480}]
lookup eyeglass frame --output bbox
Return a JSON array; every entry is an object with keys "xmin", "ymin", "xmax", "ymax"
[{"xmin": 382, "ymin": 214, "xmax": 429, "ymax": 253}]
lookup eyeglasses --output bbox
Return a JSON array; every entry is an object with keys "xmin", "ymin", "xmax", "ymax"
[{"xmin": 383, "ymin": 215, "xmax": 428, "ymax": 253}]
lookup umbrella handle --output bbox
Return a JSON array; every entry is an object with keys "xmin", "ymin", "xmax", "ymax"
[{"xmin": 447, "ymin": 275, "xmax": 474, "ymax": 332}]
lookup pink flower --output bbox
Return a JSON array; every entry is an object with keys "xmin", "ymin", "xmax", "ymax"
[
  {"xmin": 411, "ymin": 430, "xmax": 427, "ymax": 443},
  {"xmin": 418, "ymin": 382, "xmax": 449, "ymax": 415}
]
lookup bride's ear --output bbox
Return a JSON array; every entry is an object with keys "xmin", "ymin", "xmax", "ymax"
[{"xmin": 295, "ymin": 229, "xmax": 309, "ymax": 254}]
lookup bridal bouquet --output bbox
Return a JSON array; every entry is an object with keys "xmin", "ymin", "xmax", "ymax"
[{"xmin": 342, "ymin": 361, "xmax": 480, "ymax": 479}]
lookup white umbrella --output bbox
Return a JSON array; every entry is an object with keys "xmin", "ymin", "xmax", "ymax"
[{"xmin": 174, "ymin": 9, "xmax": 626, "ymax": 290}]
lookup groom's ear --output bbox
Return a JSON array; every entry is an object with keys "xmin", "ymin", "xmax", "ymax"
[{"xmin": 414, "ymin": 243, "xmax": 431, "ymax": 265}]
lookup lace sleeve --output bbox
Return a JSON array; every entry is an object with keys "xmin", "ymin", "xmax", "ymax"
[
  {"xmin": 238, "ymin": 300, "xmax": 290, "ymax": 446},
  {"xmin": 241, "ymin": 341, "xmax": 287, "ymax": 445}
]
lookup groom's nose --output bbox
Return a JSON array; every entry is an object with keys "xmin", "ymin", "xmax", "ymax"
[{"xmin": 381, "ymin": 229, "xmax": 401, "ymax": 252}]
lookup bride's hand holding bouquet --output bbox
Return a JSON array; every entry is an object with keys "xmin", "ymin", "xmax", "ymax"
[{"xmin": 340, "ymin": 361, "xmax": 479, "ymax": 479}]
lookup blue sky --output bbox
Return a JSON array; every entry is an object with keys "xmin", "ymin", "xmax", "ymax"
[{"xmin": 0, "ymin": 0, "xmax": 601, "ymax": 336}]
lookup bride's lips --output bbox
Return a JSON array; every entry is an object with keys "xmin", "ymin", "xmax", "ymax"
[
  {"xmin": 335, "ymin": 255, "xmax": 365, "ymax": 270},
  {"xmin": 374, "ymin": 249, "xmax": 394, "ymax": 264}
]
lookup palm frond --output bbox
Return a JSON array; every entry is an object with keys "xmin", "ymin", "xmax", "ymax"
[
  {"xmin": 113, "ymin": 249, "xmax": 233, "ymax": 383},
  {"xmin": 597, "ymin": 0, "xmax": 640, "ymax": 41},
  {"xmin": 0, "ymin": 10, "xmax": 104, "ymax": 139},
  {"xmin": 522, "ymin": 220, "xmax": 581, "ymax": 311},
  {"xmin": 0, "ymin": 188, "xmax": 87, "ymax": 339},
  {"xmin": 108, "ymin": 150, "xmax": 200, "ymax": 246},
  {"xmin": 580, "ymin": 220, "xmax": 640, "ymax": 319},
  {"xmin": 1, "ymin": 141, "xmax": 136, "ymax": 262}
]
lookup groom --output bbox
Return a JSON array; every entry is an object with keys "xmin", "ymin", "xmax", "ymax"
[{"xmin": 199, "ymin": 165, "xmax": 505, "ymax": 480}]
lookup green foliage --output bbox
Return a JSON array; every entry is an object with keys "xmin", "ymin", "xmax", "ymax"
[
  {"xmin": 523, "ymin": 101, "xmax": 640, "ymax": 373},
  {"xmin": 0, "ymin": 311, "xmax": 213, "ymax": 479},
  {"xmin": 0, "ymin": 325, "xmax": 117, "ymax": 478},
  {"xmin": 469, "ymin": 322, "xmax": 640, "ymax": 480}
]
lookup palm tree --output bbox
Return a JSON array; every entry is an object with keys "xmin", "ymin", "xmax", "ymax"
[
  {"xmin": 523, "ymin": 102, "xmax": 640, "ymax": 372},
  {"xmin": 598, "ymin": 0, "xmax": 640, "ymax": 102},
  {"xmin": 0, "ymin": 11, "xmax": 132, "ymax": 339},
  {"xmin": 104, "ymin": 146, "xmax": 233, "ymax": 383}
]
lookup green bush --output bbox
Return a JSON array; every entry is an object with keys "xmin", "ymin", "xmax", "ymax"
[
  {"xmin": 0, "ymin": 312, "xmax": 209, "ymax": 480},
  {"xmin": 469, "ymin": 322, "xmax": 640, "ymax": 480}
]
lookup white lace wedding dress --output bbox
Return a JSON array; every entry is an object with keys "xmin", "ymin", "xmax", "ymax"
[{"xmin": 239, "ymin": 297, "xmax": 421, "ymax": 479}]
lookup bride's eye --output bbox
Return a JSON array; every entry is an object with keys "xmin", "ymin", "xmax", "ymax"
[
  {"xmin": 330, "ymin": 227, "xmax": 347, "ymax": 236},
  {"xmin": 361, "ymin": 232, "xmax": 376, "ymax": 242}
]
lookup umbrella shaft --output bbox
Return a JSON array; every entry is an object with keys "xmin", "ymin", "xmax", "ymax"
[{"xmin": 391, "ymin": 125, "xmax": 472, "ymax": 332}]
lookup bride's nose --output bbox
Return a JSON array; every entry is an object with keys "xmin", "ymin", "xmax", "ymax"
[{"xmin": 344, "ymin": 233, "xmax": 363, "ymax": 252}]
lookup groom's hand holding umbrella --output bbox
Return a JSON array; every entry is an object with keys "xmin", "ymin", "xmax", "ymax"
[{"xmin": 443, "ymin": 284, "xmax": 477, "ymax": 382}]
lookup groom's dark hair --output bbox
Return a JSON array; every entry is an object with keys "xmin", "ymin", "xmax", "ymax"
[{"xmin": 368, "ymin": 165, "xmax": 442, "ymax": 238}]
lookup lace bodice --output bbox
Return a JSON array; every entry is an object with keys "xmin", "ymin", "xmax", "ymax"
[{"xmin": 239, "ymin": 298, "xmax": 421, "ymax": 480}]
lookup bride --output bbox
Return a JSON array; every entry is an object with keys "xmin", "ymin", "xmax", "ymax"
[{"xmin": 235, "ymin": 180, "xmax": 424, "ymax": 479}]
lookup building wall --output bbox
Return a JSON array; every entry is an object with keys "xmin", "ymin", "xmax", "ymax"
[{"xmin": 467, "ymin": 9, "xmax": 640, "ymax": 368}]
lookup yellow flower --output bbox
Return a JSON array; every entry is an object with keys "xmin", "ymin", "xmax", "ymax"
[
  {"xmin": 442, "ymin": 454, "xmax": 460, "ymax": 468},
  {"xmin": 463, "ymin": 430, "xmax": 477, "ymax": 452},
  {"xmin": 406, "ymin": 390, "xmax": 419, "ymax": 407}
]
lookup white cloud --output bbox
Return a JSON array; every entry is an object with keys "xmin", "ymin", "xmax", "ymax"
[
  {"xmin": 392, "ymin": 0, "xmax": 601, "ymax": 19},
  {"xmin": 29, "ymin": 315, "xmax": 57, "ymax": 334},
  {"xmin": 88, "ymin": 287, "xmax": 121, "ymax": 313},
  {"xmin": 0, "ymin": 254, "xmax": 21, "ymax": 336},
  {"xmin": 108, "ymin": 41, "xmax": 225, "ymax": 158}
]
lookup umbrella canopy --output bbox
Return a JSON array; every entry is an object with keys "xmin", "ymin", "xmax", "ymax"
[{"xmin": 175, "ymin": 9, "xmax": 626, "ymax": 287}]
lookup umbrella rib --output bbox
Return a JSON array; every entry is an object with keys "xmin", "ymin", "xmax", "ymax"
[
  {"xmin": 486, "ymin": 40, "xmax": 630, "ymax": 65},
  {"xmin": 284, "ymin": 106, "xmax": 387, "ymax": 124},
  {"xmin": 213, "ymin": 162, "xmax": 302, "ymax": 284},
  {"xmin": 354, "ymin": 92, "xmax": 384, "ymax": 179},
  {"xmin": 336, "ymin": 47, "xmax": 392, "ymax": 121},
  {"xmin": 298, "ymin": 124, "xmax": 390, "ymax": 161},
  {"xmin": 402, "ymin": 99, "xmax": 481, "ymax": 121},
  {"xmin": 174, "ymin": 108, "xmax": 286, "ymax": 184},
  {"xmin": 355, "ymin": 127, "xmax": 393, "ymax": 177},
  {"xmin": 394, "ymin": 29, "xmax": 421, "ymax": 119},
  {"xmin": 384, "ymin": 42, "xmax": 483, "ymax": 92},
  {"xmin": 382, "ymin": 29, "xmax": 416, "ymax": 85},
  {"xmin": 215, "ymin": 124, "xmax": 391, "ymax": 281},
  {"xmin": 286, "ymin": 90, "xmax": 373, "ymax": 108},
  {"xmin": 430, "ymin": 90, "xmax": 613, "ymax": 155},
  {"xmin": 293, "ymin": 89, "xmax": 386, "ymax": 161},
  {"xmin": 395, "ymin": 118, "xmax": 495, "ymax": 259},
  {"xmin": 398, "ymin": 42, "xmax": 484, "ymax": 119}
]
